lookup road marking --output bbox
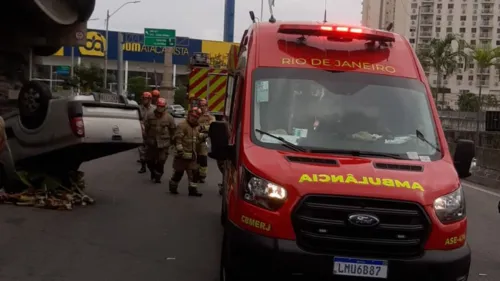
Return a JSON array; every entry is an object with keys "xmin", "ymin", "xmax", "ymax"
[{"xmin": 462, "ymin": 181, "xmax": 500, "ymax": 198}]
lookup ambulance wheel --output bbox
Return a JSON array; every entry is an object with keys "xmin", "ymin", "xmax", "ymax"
[
  {"xmin": 220, "ymin": 233, "xmax": 239, "ymax": 281},
  {"xmin": 220, "ymin": 198, "xmax": 227, "ymax": 226},
  {"xmin": 18, "ymin": 81, "xmax": 52, "ymax": 129}
]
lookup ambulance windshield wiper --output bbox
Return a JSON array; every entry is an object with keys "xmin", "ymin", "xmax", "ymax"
[
  {"xmin": 416, "ymin": 130, "xmax": 441, "ymax": 152},
  {"xmin": 308, "ymin": 148, "xmax": 405, "ymax": 159},
  {"xmin": 255, "ymin": 129, "xmax": 308, "ymax": 152}
]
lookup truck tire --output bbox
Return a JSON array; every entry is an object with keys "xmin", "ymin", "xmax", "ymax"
[
  {"xmin": 30, "ymin": 0, "xmax": 79, "ymax": 26},
  {"xmin": 18, "ymin": 81, "xmax": 52, "ymax": 129},
  {"xmin": 69, "ymin": 0, "xmax": 96, "ymax": 22}
]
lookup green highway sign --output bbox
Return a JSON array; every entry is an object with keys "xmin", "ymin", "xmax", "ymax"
[{"xmin": 144, "ymin": 28, "xmax": 176, "ymax": 47}]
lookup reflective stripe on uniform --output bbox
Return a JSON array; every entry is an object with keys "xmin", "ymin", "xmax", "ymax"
[{"xmin": 199, "ymin": 166, "xmax": 208, "ymax": 176}]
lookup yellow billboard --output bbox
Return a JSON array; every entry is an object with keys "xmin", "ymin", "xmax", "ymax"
[
  {"xmin": 53, "ymin": 48, "xmax": 64, "ymax": 56},
  {"xmin": 201, "ymin": 40, "xmax": 239, "ymax": 68},
  {"xmin": 79, "ymin": 31, "xmax": 106, "ymax": 57}
]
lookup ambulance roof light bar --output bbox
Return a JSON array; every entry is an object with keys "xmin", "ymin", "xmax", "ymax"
[{"xmin": 277, "ymin": 24, "xmax": 395, "ymax": 42}]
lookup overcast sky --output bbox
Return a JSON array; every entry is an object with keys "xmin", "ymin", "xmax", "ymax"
[{"xmin": 88, "ymin": 0, "xmax": 362, "ymax": 42}]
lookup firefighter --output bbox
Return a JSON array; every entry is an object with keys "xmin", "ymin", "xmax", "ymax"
[
  {"xmin": 151, "ymin": 89, "xmax": 160, "ymax": 105},
  {"xmin": 195, "ymin": 98, "xmax": 215, "ymax": 183},
  {"xmin": 143, "ymin": 98, "xmax": 176, "ymax": 183},
  {"xmin": 169, "ymin": 107, "xmax": 205, "ymax": 197},
  {"xmin": 138, "ymin": 92, "xmax": 156, "ymax": 173}
]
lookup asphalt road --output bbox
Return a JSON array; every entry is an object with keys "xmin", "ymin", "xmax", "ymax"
[{"xmin": 0, "ymin": 149, "xmax": 498, "ymax": 281}]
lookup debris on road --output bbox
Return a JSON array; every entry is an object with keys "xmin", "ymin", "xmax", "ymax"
[{"xmin": 0, "ymin": 170, "xmax": 95, "ymax": 210}]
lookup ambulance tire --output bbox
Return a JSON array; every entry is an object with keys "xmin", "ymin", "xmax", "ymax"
[
  {"xmin": 18, "ymin": 81, "xmax": 52, "ymax": 129},
  {"xmin": 220, "ymin": 233, "xmax": 240, "ymax": 281},
  {"xmin": 220, "ymin": 199, "xmax": 227, "ymax": 226}
]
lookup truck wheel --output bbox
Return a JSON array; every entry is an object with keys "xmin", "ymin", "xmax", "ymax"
[
  {"xmin": 69, "ymin": 0, "xmax": 96, "ymax": 22},
  {"xmin": 18, "ymin": 81, "xmax": 52, "ymax": 129},
  {"xmin": 31, "ymin": 0, "xmax": 79, "ymax": 26}
]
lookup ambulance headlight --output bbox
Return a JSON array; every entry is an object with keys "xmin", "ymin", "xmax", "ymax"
[
  {"xmin": 433, "ymin": 186, "xmax": 466, "ymax": 224},
  {"xmin": 243, "ymin": 175, "xmax": 287, "ymax": 211}
]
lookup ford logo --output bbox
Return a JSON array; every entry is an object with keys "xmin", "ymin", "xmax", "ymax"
[
  {"xmin": 112, "ymin": 125, "xmax": 120, "ymax": 135},
  {"xmin": 348, "ymin": 214, "xmax": 380, "ymax": 227}
]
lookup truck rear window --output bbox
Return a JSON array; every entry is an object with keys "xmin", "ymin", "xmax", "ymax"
[{"xmin": 251, "ymin": 67, "xmax": 441, "ymax": 160}]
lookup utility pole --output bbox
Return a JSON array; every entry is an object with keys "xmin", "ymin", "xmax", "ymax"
[
  {"xmin": 223, "ymin": 0, "xmax": 235, "ymax": 42},
  {"xmin": 70, "ymin": 47, "xmax": 75, "ymax": 77},
  {"xmin": 102, "ymin": 1, "xmax": 140, "ymax": 90},
  {"xmin": 378, "ymin": 0, "xmax": 384, "ymax": 29},
  {"xmin": 103, "ymin": 9, "xmax": 110, "ymax": 89},
  {"xmin": 117, "ymin": 32, "xmax": 124, "ymax": 95}
]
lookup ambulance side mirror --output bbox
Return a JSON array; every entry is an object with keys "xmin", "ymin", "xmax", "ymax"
[
  {"xmin": 453, "ymin": 139, "xmax": 475, "ymax": 179},
  {"xmin": 208, "ymin": 121, "xmax": 230, "ymax": 160}
]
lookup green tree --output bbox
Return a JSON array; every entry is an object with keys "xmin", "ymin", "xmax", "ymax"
[
  {"xmin": 457, "ymin": 91, "xmax": 480, "ymax": 111},
  {"xmin": 482, "ymin": 94, "xmax": 498, "ymax": 109},
  {"xmin": 174, "ymin": 85, "xmax": 188, "ymax": 108},
  {"xmin": 465, "ymin": 44, "xmax": 500, "ymax": 135},
  {"xmin": 416, "ymin": 34, "xmax": 463, "ymax": 104},
  {"xmin": 457, "ymin": 91, "xmax": 499, "ymax": 112},
  {"xmin": 65, "ymin": 64, "xmax": 104, "ymax": 92},
  {"xmin": 127, "ymin": 76, "xmax": 148, "ymax": 103}
]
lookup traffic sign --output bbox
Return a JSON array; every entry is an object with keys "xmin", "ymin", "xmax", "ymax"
[
  {"xmin": 144, "ymin": 28, "xmax": 176, "ymax": 47},
  {"xmin": 55, "ymin": 66, "xmax": 70, "ymax": 75}
]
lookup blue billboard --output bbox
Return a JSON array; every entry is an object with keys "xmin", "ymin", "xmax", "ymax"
[{"xmin": 59, "ymin": 29, "xmax": 202, "ymax": 65}]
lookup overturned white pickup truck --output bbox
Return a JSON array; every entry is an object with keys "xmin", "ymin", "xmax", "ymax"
[
  {"xmin": 0, "ymin": 81, "xmax": 143, "ymax": 190},
  {"xmin": 0, "ymin": 0, "xmax": 143, "ymax": 192}
]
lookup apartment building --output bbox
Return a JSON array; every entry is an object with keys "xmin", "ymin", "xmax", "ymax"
[
  {"xmin": 362, "ymin": 0, "xmax": 500, "ymax": 108},
  {"xmin": 361, "ymin": 0, "xmax": 411, "ymax": 36}
]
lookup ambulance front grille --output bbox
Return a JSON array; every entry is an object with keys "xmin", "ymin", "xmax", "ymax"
[{"xmin": 291, "ymin": 195, "xmax": 431, "ymax": 258}]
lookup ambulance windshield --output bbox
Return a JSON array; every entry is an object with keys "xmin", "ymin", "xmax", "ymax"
[{"xmin": 251, "ymin": 67, "xmax": 441, "ymax": 160}]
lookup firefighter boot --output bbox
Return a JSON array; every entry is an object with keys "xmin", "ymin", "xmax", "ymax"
[
  {"xmin": 199, "ymin": 166, "xmax": 207, "ymax": 183},
  {"xmin": 169, "ymin": 180, "xmax": 179, "ymax": 195},
  {"xmin": 154, "ymin": 173, "xmax": 162, "ymax": 183},
  {"xmin": 154, "ymin": 162, "xmax": 165, "ymax": 183},
  {"xmin": 138, "ymin": 161, "xmax": 146, "ymax": 173},
  {"xmin": 147, "ymin": 161, "xmax": 156, "ymax": 181},
  {"xmin": 188, "ymin": 183, "xmax": 203, "ymax": 197}
]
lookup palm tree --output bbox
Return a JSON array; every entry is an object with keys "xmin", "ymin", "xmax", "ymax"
[
  {"xmin": 416, "ymin": 34, "xmax": 462, "ymax": 105},
  {"xmin": 465, "ymin": 43, "xmax": 500, "ymax": 137}
]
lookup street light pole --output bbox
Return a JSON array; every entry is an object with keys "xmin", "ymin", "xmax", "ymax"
[
  {"xmin": 72, "ymin": 17, "xmax": 98, "ymax": 80},
  {"xmin": 103, "ymin": 1, "xmax": 141, "ymax": 90},
  {"xmin": 103, "ymin": 9, "xmax": 110, "ymax": 88}
]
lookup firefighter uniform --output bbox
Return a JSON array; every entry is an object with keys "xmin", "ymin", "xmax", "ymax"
[
  {"xmin": 143, "ymin": 98, "xmax": 176, "ymax": 183},
  {"xmin": 196, "ymin": 106, "xmax": 216, "ymax": 183},
  {"xmin": 169, "ymin": 107, "xmax": 205, "ymax": 197},
  {"xmin": 138, "ymin": 92, "xmax": 156, "ymax": 173}
]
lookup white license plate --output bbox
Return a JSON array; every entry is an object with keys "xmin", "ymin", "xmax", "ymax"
[
  {"xmin": 333, "ymin": 257, "xmax": 388, "ymax": 278},
  {"xmin": 100, "ymin": 93, "xmax": 119, "ymax": 103}
]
